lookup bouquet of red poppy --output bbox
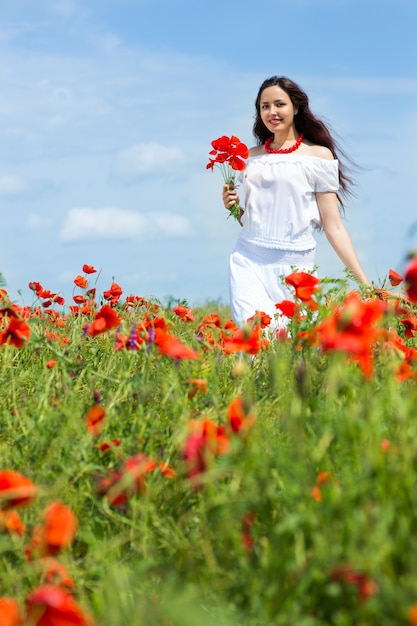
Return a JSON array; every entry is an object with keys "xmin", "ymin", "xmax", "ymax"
[{"xmin": 206, "ymin": 135, "xmax": 249, "ymax": 221}]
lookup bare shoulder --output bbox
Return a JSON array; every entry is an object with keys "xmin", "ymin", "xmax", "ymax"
[
  {"xmin": 301, "ymin": 140, "xmax": 334, "ymax": 160},
  {"xmin": 249, "ymin": 145, "xmax": 264, "ymax": 157}
]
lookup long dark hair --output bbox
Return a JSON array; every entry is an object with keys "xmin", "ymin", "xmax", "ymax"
[{"xmin": 253, "ymin": 76, "xmax": 354, "ymax": 207}]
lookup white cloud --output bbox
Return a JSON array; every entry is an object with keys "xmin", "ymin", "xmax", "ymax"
[
  {"xmin": 112, "ymin": 143, "xmax": 186, "ymax": 180},
  {"xmin": 0, "ymin": 175, "xmax": 27, "ymax": 195},
  {"xmin": 59, "ymin": 207, "xmax": 193, "ymax": 242}
]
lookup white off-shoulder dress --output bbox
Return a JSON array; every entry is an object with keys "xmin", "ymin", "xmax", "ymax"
[{"xmin": 229, "ymin": 153, "xmax": 339, "ymax": 327}]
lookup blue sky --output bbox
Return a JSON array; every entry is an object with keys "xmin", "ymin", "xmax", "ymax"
[{"xmin": 1, "ymin": 0, "xmax": 416, "ymax": 307}]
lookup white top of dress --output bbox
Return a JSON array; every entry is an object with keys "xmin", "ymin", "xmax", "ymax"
[{"xmin": 238, "ymin": 153, "xmax": 339, "ymax": 251}]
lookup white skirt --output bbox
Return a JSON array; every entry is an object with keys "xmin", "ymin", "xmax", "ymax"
[{"xmin": 229, "ymin": 239, "xmax": 316, "ymax": 328}]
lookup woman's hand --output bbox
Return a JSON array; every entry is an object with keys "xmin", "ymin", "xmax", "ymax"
[{"xmin": 222, "ymin": 184, "xmax": 240, "ymax": 212}]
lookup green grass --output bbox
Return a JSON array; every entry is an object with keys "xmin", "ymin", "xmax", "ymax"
[{"xmin": 1, "ymin": 276, "xmax": 417, "ymax": 625}]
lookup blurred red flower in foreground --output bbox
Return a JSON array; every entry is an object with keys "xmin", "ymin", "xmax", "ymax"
[
  {"xmin": 331, "ymin": 563, "xmax": 379, "ymax": 603},
  {"xmin": 96, "ymin": 453, "xmax": 159, "ymax": 507},
  {"xmin": 0, "ymin": 317, "xmax": 30, "ymax": 348},
  {"xmin": 95, "ymin": 438, "xmax": 121, "ymax": 452},
  {"xmin": 154, "ymin": 328, "xmax": 200, "ymax": 360},
  {"xmin": 185, "ymin": 378, "xmax": 208, "ymax": 399},
  {"xmin": 405, "ymin": 256, "xmax": 417, "ymax": 302},
  {"xmin": 0, "ymin": 597, "xmax": 23, "ymax": 626},
  {"xmin": 182, "ymin": 418, "xmax": 230, "ymax": 485},
  {"xmin": 82, "ymin": 264, "xmax": 97, "ymax": 274},
  {"xmin": 0, "ymin": 470, "xmax": 37, "ymax": 509},
  {"xmin": 227, "ymin": 396, "xmax": 256, "ymax": 436},
  {"xmin": 285, "ymin": 271, "xmax": 320, "ymax": 303},
  {"xmin": 25, "ymin": 585, "xmax": 92, "ymax": 626},
  {"xmin": 275, "ymin": 299, "xmax": 297, "ymax": 319},
  {"xmin": 39, "ymin": 557, "xmax": 75, "ymax": 590},
  {"xmin": 223, "ymin": 326, "xmax": 269, "ymax": 355},
  {"xmin": 388, "ymin": 268, "xmax": 403, "ymax": 287},
  {"xmin": 42, "ymin": 502, "xmax": 78, "ymax": 555},
  {"xmin": 85, "ymin": 405, "xmax": 106, "ymax": 437},
  {"xmin": 311, "ymin": 471, "xmax": 337, "ymax": 502},
  {"xmin": 247, "ymin": 310, "xmax": 272, "ymax": 328},
  {"xmin": 400, "ymin": 315, "xmax": 417, "ymax": 338},
  {"xmin": 311, "ymin": 291, "xmax": 387, "ymax": 377},
  {"xmin": 0, "ymin": 509, "xmax": 26, "ymax": 536},
  {"xmin": 26, "ymin": 502, "xmax": 78, "ymax": 560}
]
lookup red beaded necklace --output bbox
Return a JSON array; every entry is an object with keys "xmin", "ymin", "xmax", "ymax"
[{"xmin": 264, "ymin": 133, "xmax": 304, "ymax": 154}]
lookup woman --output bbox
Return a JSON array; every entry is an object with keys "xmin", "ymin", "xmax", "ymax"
[{"xmin": 223, "ymin": 76, "xmax": 370, "ymax": 327}]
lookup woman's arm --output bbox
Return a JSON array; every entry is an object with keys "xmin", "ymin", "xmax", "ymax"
[{"xmin": 316, "ymin": 191, "xmax": 371, "ymax": 285}]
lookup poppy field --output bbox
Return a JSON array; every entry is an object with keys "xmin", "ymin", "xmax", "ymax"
[{"xmin": 2, "ymin": 260, "xmax": 417, "ymax": 626}]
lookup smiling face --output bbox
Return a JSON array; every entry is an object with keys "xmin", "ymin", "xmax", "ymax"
[{"xmin": 259, "ymin": 85, "xmax": 298, "ymax": 134}]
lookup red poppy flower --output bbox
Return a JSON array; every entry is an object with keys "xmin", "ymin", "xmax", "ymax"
[
  {"xmin": 246, "ymin": 310, "xmax": 272, "ymax": 328},
  {"xmin": 200, "ymin": 313, "xmax": 222, "ymax": 329},
  {"xmin": 275, "ymin": 299, "xmax": 297, "ymax": 318},
  {"xmin": 159, "ymin": 462, "xmax": 177, "ymax": 478},
  {"xmin": 285, "ymin": 271, "xmax": 320, "ymax": 302},
  {"xmin": 85, "ymin": 405, "xmax": 106, "ymax": 437},
  {"xmin": 0, "ymin": 317, "xmax": 30, "ymax": 348},
  {"xmin": 185, "ymin": 378, "xmax": 208, "ymax": 398},
  {"xmin": 37, "ymin": 289, "xmax": 52, "ymax": 299},
  {"xmin": 331, "ymin": 564, "xmax": 379, "ymax": 603},
  {"xmin": 227, "ymin": 396, "xmax": 256, "ymax": 435},
  {"xmin": 380, "ymin": 439, "xmax": 391, "ymax": 452},
  {"xmin": 46, "ymin": 360, "xmax": 57, "ymax": 369},
  {"xmin": 42, "ymin": 502, "xmax": 78, "ymax": 555},
  {"xmin": 405, "ymin": 256, "xmax": 417, "ymax": 302},
  {"xmin": 311, "ymin": 484, "xmax": 322, "ymax": 502},
  {"xmin": 0, "ymin": 470, "xmax": 37, "ymax": 509},
  {"xmin": 53, "ymin": 295, "xmax": 65, "ymax": 306},
  {"xmin": 74, "ymin": 275, "xmax": 88, "ymax": 289},
  {"xmin": 26, "ymin": 502, "xmax": 78, "ymax": 560},
  {"xmin": 95, "ymin": 438, "xmax": 121, "ymax": 452},
  {"xmin": 97, "ymin": 454, "xmax": 157, "ymax": 507},
  {"xmin": 85, "ymin": 305, "xmax": 121, "ymax": 337},
  {"xmin": 40, "ymin": 557, "xmax": 75, "ymax": 590},
  {"xmin": 154, "ymin": 328, "xmax": 200, "ymax": 360},
  {"xmin": 25, "ymin": 585, "xmax": 92, "ymax": 626},
  {"xmin": 0, "ymin": 598, "xmax": 23, "ymax": 626},
  {"xmin": 103, "ymin": 282, "xmax": 123, "ymax": 304},
  {"xmin": 313, "ymin": 291, "xmax": 386, "ymax": 377},
  {"xmin": 183, "ymin": 418, "xmax": 230, "ymax": 485},
  {"xmin": 223, "ymin": 326, "xmax": 269, "ymax": 355},
  {"xmin": 82, "ymin": 264, "xmax": 97, "ymax": 274},
  {"xmin": 172, "ymin": 304, "xmax": 194, "ymax": 322},
  {"xmin": 388, "ymin": 268, "xmax": 403, "ymax": 287},
  {"xmin": 0, "ymin": 509, "xmax": 26, "ymax": 536},
  {"xmin": 28, "ymin": 281, "xmax": 44, "ymax": 295},
  {"xmin": 207, "ymin": 135, "xmax": 249, "ymax": 171},
  {"xmin": 400, "ymin": 315, "xmax": 417, "ymax": 338}
]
